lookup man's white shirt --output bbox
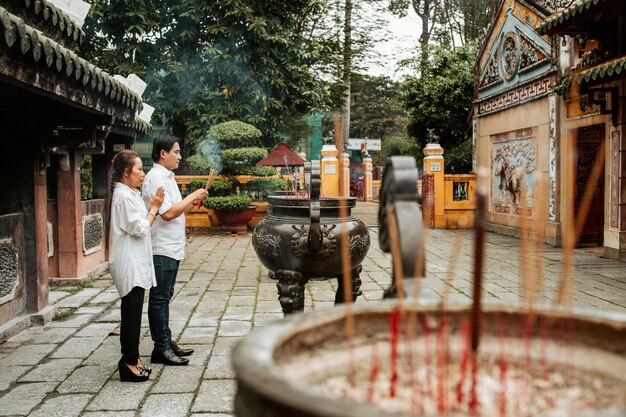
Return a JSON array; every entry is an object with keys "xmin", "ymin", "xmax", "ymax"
[{"xmin": 142, "ymin": 163, "xmax": 186, "ymax": 260}]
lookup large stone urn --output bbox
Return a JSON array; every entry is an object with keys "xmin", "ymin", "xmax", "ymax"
[
  {"xmin": 252, "ymin": 161, "xmax": 370, "ymax": 314},
  {"xmin": 232, "ymin": 301, "xmax": 626, "ymax": 417},
  {"xmin": 235, "ymin": 157, "xmax": 626, "ymax": 417}
]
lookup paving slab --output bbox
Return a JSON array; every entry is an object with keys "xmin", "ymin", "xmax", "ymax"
[
  {"xmin": 19, "ymin": 358, "xmax": 82, "ymax": 382},
  {"xmin": 0, "ymin": 382, "xmax": 57, "ymax": 416},
  {"xmin": 151, "ymin": 366, "xmax": 204, "ymax": 393},
  {"xmin": 2, "ymin": 344, "xmax": 58, "ymax": 366},
  {"xmin": 56, "ymin": 365, "xmax": 116, "ymax": 394},
  {"xmin": 86, "ymin": 379, "xmax": 153, "ymax": 411},
  {"xmin": 28, "ymin": 393, "xmax": 92, "ymax": 417},
  {"xmin": 191, "ymin": 380, "xmax": 236, "ymax": 413},
  {"xmin": 140, "ymin": 393, "xmax": 195, "ymax": 417},
  {"xmin": 0, "ymin": 365, "xmax": 30, "ymax": 391}
]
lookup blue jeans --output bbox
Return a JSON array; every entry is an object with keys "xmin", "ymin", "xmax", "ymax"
[{"xmin": 149, "ymin": 255, "xmax": 180, "ymax": 351}]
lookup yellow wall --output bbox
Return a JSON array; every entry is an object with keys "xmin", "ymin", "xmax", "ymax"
[
  {"xmin": 476, "ymin": 97, "xmax": 553, "ymax": 237},
  {"xmin": 444, "ymin": 174, "xmax": 476, "ymax": 228}
]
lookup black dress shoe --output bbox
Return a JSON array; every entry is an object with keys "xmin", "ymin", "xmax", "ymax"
[
  {"xmin": 170, "ymin": 341, "xmax": 194, "ymax": 357},
  {"xmin": 150, "ymin": 347, "xmax": 189, "ymax": 365}
]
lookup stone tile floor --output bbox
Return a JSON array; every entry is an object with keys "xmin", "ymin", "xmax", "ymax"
[{"xmin": 0, "ymin": 202, "xmax": 624, "ymax": 416}]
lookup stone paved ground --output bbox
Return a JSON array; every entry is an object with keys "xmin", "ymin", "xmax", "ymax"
[{"xmin": 0, "ymin": 202, "xmax": 625, "ymax": 416}]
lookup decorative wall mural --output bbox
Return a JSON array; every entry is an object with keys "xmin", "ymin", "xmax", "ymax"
[
  {"xmin": 0, "ymin": 239, "xmax": 18, "ymax": 303},
  {"xmin": 501, "ymin": 32, "xmax": 519, "ymax": 80},
  {"xmin": 481, "ymin": 53, "xmax": 502, "ymax": 88},
  {"xmin": 82, "ymin": 214, "xmax": 103, "ymax": 255},
  {"xmin": 492, "ymin": 137, "xmax": 536, "ymax": 216},
  {"xmin": 519, "ymin": 34, "xmax": 547, "ymax": 72},
  {"xmin": 477, "ymin": 9, "xmax": 551, "ymax": 96}
]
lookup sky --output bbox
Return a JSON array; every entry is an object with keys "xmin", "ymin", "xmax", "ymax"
[{"xmin": 366, "ymin": 7, "xmax": 421, "ymax": 79}]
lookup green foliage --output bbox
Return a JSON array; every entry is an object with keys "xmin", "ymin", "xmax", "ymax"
[
  {"xmin": 204, "ymin": 195, "xmax": 253, "ymax": 212},
  {"xmin": 401, "ymin": 43, "xmax": 476, "ymax": 173},
  {"xmin": 188, "ymin": 179, "xmax": 205, "ymax": 193},
  {"xmin": 444, "ymin": 138, "xmax": 473, "ymax": 174},
  {"xmin": 81, "ymin": 1, "xmax": 331, "ymax": 149},
  {"xmin": 188, "ymin": 179, "xmax": 232, "ymax": 197},
  {"xmin": 241, "ymin": 178, "xmax": 288, "ymax": 193},
  {"xmin": 349, "ymin": 75, "xmax": 407, "ymax": 140},
  {"xmin": 80, "ymin": 155, "xmax": 93, "ymax": 200},
  {"xmin": 187, "ymin": 155, "xmax": 217, "ymax": 174},
  {"xmin": 381, "ymin": 137, "xmax": 421, "ymax": 165},
  {"xmin": 223, "ymin": 148, "xmax": 267, "ymax": 167},
  {"xmin": 233, "ymin": 166, "xmax": 277, "ymax": 177},
  {"xmin": 208, "ymin": 121, "xmax": 263, "ymax": 148}
]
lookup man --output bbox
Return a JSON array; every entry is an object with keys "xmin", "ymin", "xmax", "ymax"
[{"xmin": 142, "ymin": 133, "xmax": 208, "ymax": 365}]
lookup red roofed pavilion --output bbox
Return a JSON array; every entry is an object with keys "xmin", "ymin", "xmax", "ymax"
[{"xmin": 256, "ymin": 143, "xmax": 305, "ymax": 166}]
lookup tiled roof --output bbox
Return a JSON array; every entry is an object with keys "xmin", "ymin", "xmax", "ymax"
[
  {"xmin": 535, "ymin": 0, "xmax": 608, "ymax": 35},
  {"xmin": 554, "ymin": 56, "xmax": 626, "ymax": 94},
  {"xmin": 576, "ymin": 56, "xmax": 626, "ymax": 84},
  {"xmin": 256, "ymin": 143, "xmax": 305, "ymax": 166},
  {"xmin": 111, "ymin": 116, "xmax": 152, "ymax": 138},
  {"xmin": 6, "ymin": 0, "xmax": 85, "ymax": 48},
  {"xmin": 0, "ymin": 5, "xmax": 141, "ymax": 113}
]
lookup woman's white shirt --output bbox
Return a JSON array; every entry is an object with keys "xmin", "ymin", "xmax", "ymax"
[{"xmin": 109, "ymin": 182, "xmax": 157, "ymax": 297}]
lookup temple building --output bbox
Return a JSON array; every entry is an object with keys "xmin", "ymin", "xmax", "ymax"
[
  {"xmin": 0, "ymin": 0, "xmax": 151, "ymax": 339},
  {"xmin": 474, "ymin": 0, "xmax": 625, "ymax": 260}
]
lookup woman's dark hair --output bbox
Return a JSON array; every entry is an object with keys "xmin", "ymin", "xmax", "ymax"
[
  {"xmin": 151, "ymin": 133, "xmax": 179, "ymax": 162},
  {"xmin": 111, "ymin": 149, "xmax": 140, "ymax": 183}
]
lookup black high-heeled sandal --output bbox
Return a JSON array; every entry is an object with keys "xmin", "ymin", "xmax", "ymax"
[
  {"xmin": 137, "ymin": 358, "xmax": 152, "ymax": 375},
  {"xmin": 118, "ymin": 360, "xmax": 149, "ymax": 382}
]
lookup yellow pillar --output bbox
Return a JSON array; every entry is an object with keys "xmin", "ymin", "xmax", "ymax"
[
  {"xmin": 321, "ymin": 144, "xmax": 339, "ymax": 197},
  {"xmin": 363, "ymin": 155, "xmax": 373, "ymax": 201},
  {"xmin": 423, "ymin": 143, "xmax": 446, "ymax": 228},
  {"xmin": 339, "ymin": 151, "xmax": 350, "ymax": 197}
]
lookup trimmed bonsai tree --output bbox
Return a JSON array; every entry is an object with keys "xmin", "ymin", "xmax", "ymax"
[{"xmin": 187, "ymin": 120, "xmax": 275, "ymax": 212}]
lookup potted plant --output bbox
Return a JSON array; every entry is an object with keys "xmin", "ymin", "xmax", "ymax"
[
  {"xmin": 204, "ymin": 195, "xmax": 255, "ymax": 233},
  {"xmin": 187, "ymin": 121, "xmax": 275, "ymax": 232}
]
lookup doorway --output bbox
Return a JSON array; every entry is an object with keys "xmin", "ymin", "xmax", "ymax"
[{"xmin": 575, "ymin": 125, "xmax": 605, "ymax": 246}]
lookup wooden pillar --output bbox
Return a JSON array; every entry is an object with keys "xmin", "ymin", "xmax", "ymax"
[
  {"xmin": 33, "ymin": 150, "xmax": 49, "ymax": 310},
  {"xmin": 423, "ymin": 143, "xmax": 446, "ymax": 228},
  {"xmin": 56, "ymin": 149, "xmax": 82, "ymax": 278}
]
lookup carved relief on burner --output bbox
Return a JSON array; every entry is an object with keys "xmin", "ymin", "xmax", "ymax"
[
  {"xmin": 349, "ymin": 234, "xmax": 370, "ymax": 261},
  {"xmin": 290, "ymin": 224, "xmax": 337, "ymax": 258},
  {"xmin": 252, "ymin": 233, "xmax": 281, "ymax": 257}
]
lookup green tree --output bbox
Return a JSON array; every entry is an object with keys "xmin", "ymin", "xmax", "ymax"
[
  {"xmin": 401, "ymin": 43, "xmax": 475, "ymax": 173},
  {"xmin": 81, "ymin": 0, "xmax": 330, "ymax": 156},
  {"xmin": 350, "ymin": 74, "xmax": 407, "ymax": 140},
  {"xmin": 307, "ymin": 0, "xmax": 389, "ymax": 148},
  {"xmin": 389, "ymin": 0, "xmax": 438, "ymax": 69},
  {"xmin": 381, "ymin": 136, "xmax": 421, "ymax": 162}
]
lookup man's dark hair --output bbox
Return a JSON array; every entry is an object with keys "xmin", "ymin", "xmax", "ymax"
[{"xmin": 151, "ymin": 133, "xmax": 179, "ymax": 162}]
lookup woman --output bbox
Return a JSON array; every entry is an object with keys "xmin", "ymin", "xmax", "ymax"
[{"xmin": 109, "ymin": 150, "xmax": 165, "ymax": 382}]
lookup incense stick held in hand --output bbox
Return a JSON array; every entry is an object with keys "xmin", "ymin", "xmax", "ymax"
[
  {"xmin": 205, "ymin": 169, "xmax": 218, "ymax": 190},
  {"xmin": 194, "ymin": 169, "xmax": 218, "ymax": 208}
]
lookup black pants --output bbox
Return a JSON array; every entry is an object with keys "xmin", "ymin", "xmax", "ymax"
[{"xmin": 120, "ymin": 286, "xmax": 145, "ymax": 364}]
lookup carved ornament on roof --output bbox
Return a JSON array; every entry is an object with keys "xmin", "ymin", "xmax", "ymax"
[{"xmin": 536, "ymin": 0, "xmax": 577, "ymax": 11}]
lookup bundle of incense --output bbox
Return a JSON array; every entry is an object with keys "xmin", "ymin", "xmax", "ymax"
[{"xmin": 205, "ymin": 169, "xmax": 218, "ymax": 190}]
